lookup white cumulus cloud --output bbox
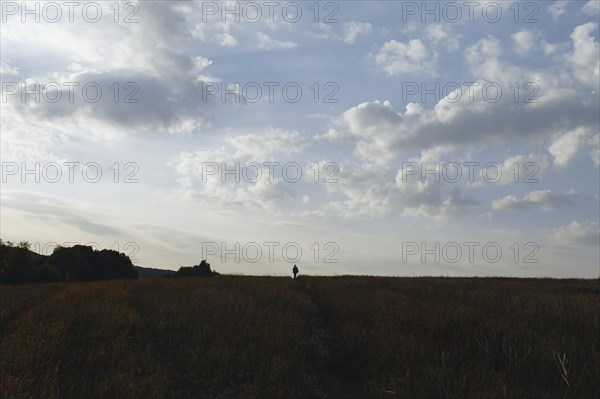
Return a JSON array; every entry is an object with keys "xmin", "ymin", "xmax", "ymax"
[
  {"xmin": 374, "ymin": 39, "xmax": 435, "ymax": 76},
  {"xmin": 343, "ymin": 22, "xmax": 372, "ymax": 44}
]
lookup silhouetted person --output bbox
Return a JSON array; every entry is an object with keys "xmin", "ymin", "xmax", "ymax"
[{"xmin": 292, "ymin": 264, "xmax": 298, "ymax": 279}]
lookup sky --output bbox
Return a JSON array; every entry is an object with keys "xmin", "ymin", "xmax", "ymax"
[{"xmin": 1, "ymin": 0, "xmax": 599, "ymax": 277}]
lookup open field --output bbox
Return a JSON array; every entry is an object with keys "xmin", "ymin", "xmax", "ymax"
[{"xmin": 1, "ymin": 276, "xmax": 599, "ymax": 398}]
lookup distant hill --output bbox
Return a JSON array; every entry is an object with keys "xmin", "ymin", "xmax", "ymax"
[{"xmin": 134, "ymin": 265, "xmax": 175, "ymax": 278}]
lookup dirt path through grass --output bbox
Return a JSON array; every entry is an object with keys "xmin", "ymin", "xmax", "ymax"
[{"xmin": 294, "ymin": 278, "xmax": 364, "ymax": 398}]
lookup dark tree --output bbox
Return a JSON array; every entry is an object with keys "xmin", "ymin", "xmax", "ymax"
[
  {"xmin": 175, "ymin": 260, "xmax": 217, "ymax": 278},
  {"xmin": 0, "ymin": 240, "xmax": 41, "ymax": 284}
]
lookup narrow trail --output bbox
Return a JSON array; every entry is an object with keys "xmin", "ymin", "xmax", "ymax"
[{"xmin": 294, "ymin": 279, "xmax": 358, "ymax": 399}]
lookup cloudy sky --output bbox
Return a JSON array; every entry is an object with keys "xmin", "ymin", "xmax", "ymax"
[{"xmin": 1, "ymin": 0, "xmax": 598, "ymax": 277}]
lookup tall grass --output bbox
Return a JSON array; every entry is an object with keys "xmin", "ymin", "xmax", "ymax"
[{"xmin": 1, "ymin": 276, "xmax": 598, "ymax": 398}]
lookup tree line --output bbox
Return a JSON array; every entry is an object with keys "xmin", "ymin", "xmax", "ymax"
[
  {"xmin": 1, "ymin": 239, "xmax": 218, "ymax": 284},
  {"xmin": 0, "ymin": 240, "xmax": 137, "ymax": 284}
]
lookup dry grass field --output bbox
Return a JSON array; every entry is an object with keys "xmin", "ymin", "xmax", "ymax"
[{"xmin": 1, "ymin": 276, "xmax": 598, "ymax": 398}]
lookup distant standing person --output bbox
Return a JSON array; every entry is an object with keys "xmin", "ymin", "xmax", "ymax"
[{"xmin": 292, "ymin": 264, "xmax": 299, "ymax": 279}]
